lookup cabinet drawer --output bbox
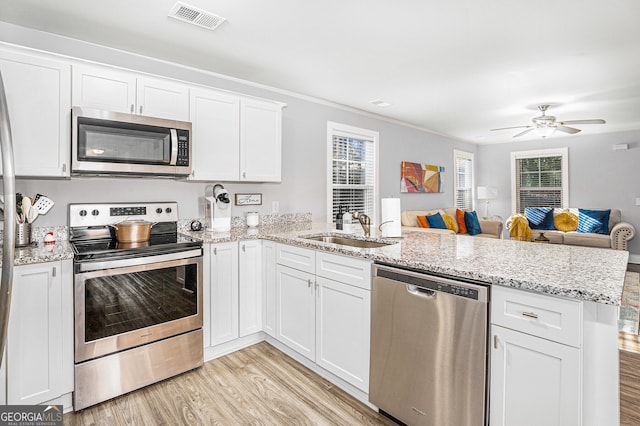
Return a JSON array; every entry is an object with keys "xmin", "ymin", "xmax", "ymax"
[
  {"xmin": 491, "ymin": 285, "xmax": 582, "ymax": 348},
  {"xmin": 315, "ymin": 252, "xmax": 371, "ymax": 290},
  {"xmin": 276, "ymin": 244, "xmax": 315, "ymax": 274}
]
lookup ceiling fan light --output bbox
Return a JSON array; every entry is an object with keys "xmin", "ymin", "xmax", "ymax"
[{"xmin": 536, "ymin": 126, "xmax": 556, "ymax": 138}]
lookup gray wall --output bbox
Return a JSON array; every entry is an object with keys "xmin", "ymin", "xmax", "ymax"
[
  {"xmin": 2, "ymin": 22, "xmax": 476, "ymax": 228},
  {"xmin": 477, "ymin": 130, "xmax": 640, "ymax": 257}
]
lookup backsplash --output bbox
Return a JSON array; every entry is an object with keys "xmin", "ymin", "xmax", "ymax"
[{"xmin": 178, "ymin": 212, "xmax": 312, "ymax": 232}]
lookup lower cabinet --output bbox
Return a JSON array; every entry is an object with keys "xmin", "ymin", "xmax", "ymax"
[
  {"xmin": 6, "ymin": 260, "xmax": 73, "ymax": 405},
  {"xmin": 239, "ymin": 241, "xmax": 262, "ymax": 337},
  {"xmin": 272, "ymin": 244, "xmax": 371, "ymax": 392},
  {"xmin": 490, "ymin": 324, "xmax": 580, "ymax": 426},
  {"xmin": 262, "ymin": 241, "xmax": 277, "ymax": 337}
]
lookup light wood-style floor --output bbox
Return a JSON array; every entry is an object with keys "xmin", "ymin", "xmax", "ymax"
[{"xmin": 63, "ymin": 342, "xmax": 394, "ymax": 426}]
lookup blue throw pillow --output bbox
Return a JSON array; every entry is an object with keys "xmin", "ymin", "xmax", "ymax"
[
  {"xmin": 464, "ymin": 211, "xmax": 482, "ymax": 235},
  {"xmin": 525, "ymin": 207, "xmax": 555, "ymax": 230},
  {"xmin": 577, "ymin": 209, "xmax": 611, "ymax": 235},
  {"xmin": 425, "ymin": 212, "xmax": 447, "ymax": 229}
]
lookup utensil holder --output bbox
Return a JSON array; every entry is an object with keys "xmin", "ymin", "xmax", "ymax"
[{"xmin": 15, "ymin": 222, "xmax": 32, "ymax": 247}]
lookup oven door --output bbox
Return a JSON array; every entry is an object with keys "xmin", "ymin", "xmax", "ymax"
[{"xmin": 74, "ymin": 253, "xmax": 203, "ymax": 363}]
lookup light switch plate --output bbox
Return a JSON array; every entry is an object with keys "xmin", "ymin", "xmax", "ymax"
[
  {"xmin": 272, "ymin": 201, "xmax": 279, "ymax": 213},
  {"xmin": 636, "ymin": 198, "xmax": 640, "ymax": 206}
]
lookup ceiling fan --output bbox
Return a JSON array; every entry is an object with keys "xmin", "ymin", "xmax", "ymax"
[{"xmin": 491, "ymin": 104, "xmax": 606, "ymax": 138}]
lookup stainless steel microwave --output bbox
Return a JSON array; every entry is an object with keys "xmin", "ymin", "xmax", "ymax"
[{"xmin": 71, "ymin": 107, "xmax": 192, "ymax": 177}]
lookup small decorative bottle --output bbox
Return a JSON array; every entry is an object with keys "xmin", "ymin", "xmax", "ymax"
[{"xmin": 335, "ymin": 205, "xmax": 344, "ymax": 230}]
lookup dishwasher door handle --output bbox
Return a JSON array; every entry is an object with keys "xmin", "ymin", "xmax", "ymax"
[{"xmin": 407, "ymin": 284, "xmax": 436, "ymax": 299}]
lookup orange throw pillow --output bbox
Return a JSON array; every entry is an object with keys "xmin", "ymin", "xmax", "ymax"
[
  {"xmin": 416, "ymin": 216, "xmax": 430, "ymax": 228},
  {"xmin": 456, "ymin": 209, "xmax": 468, "ymax": 234}
]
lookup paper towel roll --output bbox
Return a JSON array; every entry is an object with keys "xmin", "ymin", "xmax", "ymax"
[{"xmin": 380, "ymin": 198, "xmax": 401, "ymax": 237}]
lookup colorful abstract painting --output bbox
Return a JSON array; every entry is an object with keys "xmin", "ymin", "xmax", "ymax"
[{"xmin": 401, "ymin": 161, "xmax": 445, "ymax": 193}]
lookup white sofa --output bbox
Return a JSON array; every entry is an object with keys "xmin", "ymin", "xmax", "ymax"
[
  {"xmin": 506, "ymin": 208, "xmax": 635, "ymax": 250},
  {"xmin": 401, "ymin": 208, "xmax": 503, "ymax": 239}
]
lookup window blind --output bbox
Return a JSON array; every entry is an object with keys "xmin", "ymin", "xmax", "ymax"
[
  {"xmin": 515, "ymin": 155, "xmax": 563, "ymax": 213},
  {"xmin": 331, "ymin": 135, "xmax": 375, "ymax": 221},
  {"xmin": 454, "ymin": 150, "xmax": 474, "ymax": 210}
]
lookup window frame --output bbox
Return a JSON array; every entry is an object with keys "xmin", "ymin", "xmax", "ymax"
[
  {"xmin": 326, "ymin": 121, "xmax": 379, "ymax": 225},
  {"xmin": 510, "ymin": 147, "xmax": 569, "ymax": 213},
  {"xmin": 453, "ymin": 149, "xmax": 475, "ymax": 211}
]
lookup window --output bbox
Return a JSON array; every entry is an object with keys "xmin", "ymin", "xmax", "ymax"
[
  {"xmin": 327, "ymin": 122, "xmax": 378, "ymax": 224},
  {"xmin": 511, "ymin": 148, "xmax": 568, "ymax": 213},
  {"xmin": 453, "ymin": 150, "xmax": 474, "ymax": 210}
]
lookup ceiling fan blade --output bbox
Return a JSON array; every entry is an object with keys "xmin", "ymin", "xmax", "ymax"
[
  {"xmin": 555, "ymin": 125, "xmax": 581, "ymax": 134},
  {"xmin": 490, "ymin": 125, "xmax": 530, "ymax": 131},
  {"xmin": 513, "ymin": 127, "xmax": 535, "ymax": 138},
  {"xmin": 559, "ymin": 119, "xmax": 606, "ymax": 125}
]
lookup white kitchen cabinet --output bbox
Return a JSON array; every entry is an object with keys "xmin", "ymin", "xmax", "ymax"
[
  {"xmin": 238, "ymin": 240, "xmax": 262, "ymax": 337},
  {"xmin": 189, "ymin": 87, "xmax": 240, "ymax": 181},
  {"xmin": 272, "ymin": 243, "xmax": 372, "ymax": 391},
  {"xmin": 6, "ymin": 260, "xmax": 74, "ymax": 405},
  {"xmin": 262, "ymin": 241, "xmax": 277, "ymax": 337},
  {"xmin": 315, "ymin": 275, "xmax": 370, "ymax": 392},
  {"xmin": 0, "ymin": 48, "xmax": 71, "ymax": 177},
  {"xmin": 276, "ymin": 263, "xmax": 316, "ymax": 360},
  {"xmin": 72, "ymin": 64, "xmax": 189, "ymax": 121},
  {"xmin": 208, "ymin": 242, "xmax": 239, "ymax": 347},
  {"xmin": 490, "ymin": 324, "xmax": 581, "ymax": 426},
  {"xmin": 240, "ymin": 98, "xmax": 282, "ymax": 182},
  {"xmin": 188, "ymin": 91, "xmax": 283, "ymax": 182}
]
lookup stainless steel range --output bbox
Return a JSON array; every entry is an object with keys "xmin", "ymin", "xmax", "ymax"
[{"xmin": 69, "ymin": 202, "xmax": 204, "ymax": 410}]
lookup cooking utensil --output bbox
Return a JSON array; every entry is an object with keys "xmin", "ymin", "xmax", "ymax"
[
  {"xmin": 21, "ymin": 197, "xmax": 31, "ymax": 223},
  {"xmin": 111, "ymin": 220, "xmax": 157, "ymax": 242},
  {"xmin": 33, "ymin": 194, "xmax": 54, "ymax": 214}
]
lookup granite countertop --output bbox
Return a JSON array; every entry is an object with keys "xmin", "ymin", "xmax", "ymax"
[{"xmin": 3, "ymin": 220, "xmax": 628, "ymax": 305}]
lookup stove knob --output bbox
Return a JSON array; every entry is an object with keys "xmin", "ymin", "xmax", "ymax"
[
  {"xmin": 156, "ymin": 208, "xmax": 163, "ymax": 214},
  {"xmin": 92, "ymin": 209, "xmax": 100, "ymax": 216},
  {"xmin": 79, "ymin": 209, "xmax": 87, "ymax": 217},
  {"xmin": 165, "ymin": 207, "xmax": 172, "ymax": 214}
]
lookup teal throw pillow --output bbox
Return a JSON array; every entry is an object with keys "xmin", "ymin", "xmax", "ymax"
[
  {"xmin": 425, "ymin": 212, "xmax": 447, "ymax": 229},
  {"xmin": 464, "ymin": 211, "xmax": 482, "ymax": 235},
  {"xmin": 577, "ymin": 209, "xmax": 611, "ymax": 235},
  {"xmin": 525, "ymin": 207, "xmax": 555, "ymax": 230}
]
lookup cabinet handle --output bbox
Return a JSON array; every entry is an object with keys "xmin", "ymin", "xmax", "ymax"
[
  {"xmin": 130, "ymin": 104, "xmax": 134, "ymax": 113},
  {"xmin": 315, "ymin": 281, "xmax": 319, "ymax": 290},
  {"xmin": 493, "ymin": 335, "xmax": 499, "ymax": 349},
  {"xmin": 52, "ymin": 267, "xmax": 56, "ymax": 277},
  {"xmin": 307, "ymin": 279, "xmax": 312, "ymax": 288},
  {"xmin": 522, "ymin": 311, "xmax": 539, "ymax": 319},
  {"xmin": 213, "ymin": 247, "xmax": 217, "ymax": 255},
  {"xmin": 242, "ymin": 171, "xmax": 246, "ymax": 178},
  {"xmin": 242, "ymin": 244, "xmax": 246, "ymax": 252},
  {"xmin": 139, "ymin": 105, "xmax": 143, "ymax": 115},
  {"xmin": 62, "ymin": 163, "xmax": 67, "ymax": 173}
]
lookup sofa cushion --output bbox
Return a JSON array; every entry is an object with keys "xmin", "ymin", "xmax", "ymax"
[
  {"xmin": 442, "ymin": 213, "xmax": 458, "ymax": 232},
  {"xmin": 553, "ymin": 208, "xmax": 621, "ymax": 232},
  {"xmin": 401, "ymin": 210, "xmax": 443, "ymax": 227},
  {"xmin": 416, "ymin": 216, "xmax": 430, "ymax": 228},
  {"xmin": 525, "ymin": 207, "xmax": 555, "ymax": 230},
  {"xmin": 464, "ymin": 211, "xmax": 482, "ymax": 235},
  {"xmin": 564, "ymin": 231, "xmax": 611, "ymax": 248},
  {"xmin": 426, "ymin": 213, "xmax": 448, "ymax": 229},
  {"xmin": 530, "ymin": 230, "xmax": 565, "ymax": 244},
  {"xmin": 554, "ymin": 210, "xmax": 578, "ymax": 232},
  {"xmin": 456, "ymin": 209, "xmax": 468, "ymax": 234},
  {"xmin": 577, "ymin": 209, "xmax": 611, "ymax": 234}
]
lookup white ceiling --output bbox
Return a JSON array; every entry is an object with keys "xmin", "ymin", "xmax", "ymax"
[{"xmin": 1, "ymin": 0, "xmax": 639, "ymax": 144}]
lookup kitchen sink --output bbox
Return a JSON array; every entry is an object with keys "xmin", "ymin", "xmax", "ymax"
[{"xmin": 303, "ymin": 235, "xmax": 394, "ymax": 248}]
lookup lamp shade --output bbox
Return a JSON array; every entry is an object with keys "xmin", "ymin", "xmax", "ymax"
[{"xmin": 477, "ymin": 186, "xmax": 498, "ymax": 200}]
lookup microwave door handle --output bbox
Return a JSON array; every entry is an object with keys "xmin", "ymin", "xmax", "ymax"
[{"xmin": 169, "ymin": 129, "xmax": 178, "ymax": 166}]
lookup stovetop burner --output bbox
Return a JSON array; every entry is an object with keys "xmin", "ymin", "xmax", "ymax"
[{"xmin": 72, "ymin": 233, "xmax": 202, "ymax": 262}]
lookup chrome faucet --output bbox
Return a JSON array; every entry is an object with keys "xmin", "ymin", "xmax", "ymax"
[{"xmin": 352, "ymin": 211, "xmax": 371, "ymax": 237}]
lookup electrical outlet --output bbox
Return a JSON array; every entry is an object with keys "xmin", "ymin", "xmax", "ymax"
[
  {"xmin": 636, "ymin": 198, "xmax": 640, "ymax": 206},
  {"xmin": 272, "ymin": 201, "xmax": 279, "ymax": 213}
]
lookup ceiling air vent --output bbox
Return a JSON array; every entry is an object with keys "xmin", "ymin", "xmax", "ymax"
[{"xmin": 168, "ymin": 2, "xmax": 227, "ymax": 31}]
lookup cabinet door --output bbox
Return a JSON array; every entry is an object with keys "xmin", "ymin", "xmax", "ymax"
[
  {"xmin": 136, "ymin": 76, "xmax": 189, "ymax": 121},
  {"xmin": 239, "ymin": 99, "xmax": 282, "ymax": 182},
  {"xmin": 7, "ymin": 262, "xmax": 63, "ymax": 405},
  {"xmin": 490, "ymin": 324, "xmax": 581, "ymax": 426},
  {"xmin": 276, "ymin": 264, "xmax": 315, "ymax": 360},
  {"xmin": 210, "ymin": 242, "xmax": 239, "ymax": 346},
  {"xmin": 239, "ymin": 241, "xmax": 262, "ymax": 337},
  {"xmin": 189, "ymin": 87, "xmax": 240, "ymax": 181},
  {"xmin": 72, "ymin": 64, "xmax": 136, "ymax": 113},
  {"xmin": 262, "ymin": 241, "xmax": 277, "ymax": 337},
  {"xmin": 316, "ymin": 276, "xmax": 370, "ymax": 392},
  {"xmin": 0, "ymin": 49, "xmax": 71, "ymax": 177}
]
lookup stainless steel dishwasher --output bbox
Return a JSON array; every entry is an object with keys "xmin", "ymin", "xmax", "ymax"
[{"xmin": 369, "ymin": 264, "xmax": 490, "ymax": 426}]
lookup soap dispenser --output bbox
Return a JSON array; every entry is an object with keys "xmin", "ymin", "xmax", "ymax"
[
  {"xmin": 342, "ymin": 206, "xmax": 352, "ymax": 232},
  {"xmin": 335, "ymin": 205, "xmax": 344, "ymax": 230}
]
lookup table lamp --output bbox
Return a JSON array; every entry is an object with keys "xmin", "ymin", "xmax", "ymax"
[{"xmin": 477, "ymin": 186, "xmax": 498, "ymax": 219}]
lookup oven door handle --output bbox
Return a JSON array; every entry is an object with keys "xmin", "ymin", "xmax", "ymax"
[{"xmin": 76, "ymin": 248, "xmax": 202, "ymax": 272}]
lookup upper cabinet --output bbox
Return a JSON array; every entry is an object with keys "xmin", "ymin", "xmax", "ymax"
[
  {"xmin": 72, "ymin": 64, "xmax": 189, "ymax": 121},
  {"xmin": 189, "ymin": 89, "xmax": 283, "ymax": 182},
  {"xmin": 0, "ymin": 48, "xmax": 71, "ymax": 177}
]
